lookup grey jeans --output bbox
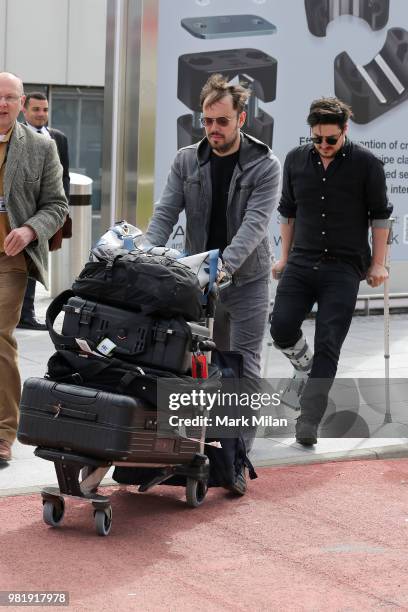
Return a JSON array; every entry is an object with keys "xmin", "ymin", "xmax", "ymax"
[{"xmin": 213, "ymin": 273, "xmax": 270, "ymax": 379}]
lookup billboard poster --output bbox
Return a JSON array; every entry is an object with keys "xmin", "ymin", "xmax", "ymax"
[{"xmin": 153, "ymin": 0, "xmax": 408, "ymax": 273}]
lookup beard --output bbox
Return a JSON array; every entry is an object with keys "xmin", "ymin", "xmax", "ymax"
[
  {"xmin": 320, "ymin": 149, "xmax": 335, "ymax": 156},
  {"xmin": 209, "ymin": 129, "xmax": 240, "ymax": 154},
  {"xmin": 317, "ymin": 148, "xmax": 338, "ymax": 159}
]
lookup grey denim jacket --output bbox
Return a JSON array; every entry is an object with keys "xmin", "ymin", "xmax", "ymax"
[{"xmin": 146, "ymin": 132, "xmax": 281, "ymax": 286}]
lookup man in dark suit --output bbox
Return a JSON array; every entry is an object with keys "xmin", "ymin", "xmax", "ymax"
[{"xmin": 17, "ymin": 91, "xmax": 70, "ymax": 330}]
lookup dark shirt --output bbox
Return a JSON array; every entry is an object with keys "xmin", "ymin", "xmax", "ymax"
[
  {"xmin": 278, "ymin": 139, "xmax": 392, "ymax": 277},
  {"xmin": 206, "ymin": 150, "xmax": 239, "ymax": 252}
]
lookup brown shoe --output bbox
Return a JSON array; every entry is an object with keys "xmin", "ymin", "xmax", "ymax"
[{"xmin": 0, "ymin": 439, "xmax": 11, "ymax": 462}]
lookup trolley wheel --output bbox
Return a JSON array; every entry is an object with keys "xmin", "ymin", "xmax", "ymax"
[
  {"xmin": 94, "ymin": 506, "xmax": 112, "ymax": 536},
  {"xmin": 186, "ymin": 478, "xmax": 208, "ymax": 508},
  {"xmin": 43, "ymin": 498, "xmax": 65, "ymax": 527}
]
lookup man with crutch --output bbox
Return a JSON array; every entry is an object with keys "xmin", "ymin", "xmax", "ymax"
[{"xmin": 269, "ymin": 96, "xmax": 393, "ymax": 446}]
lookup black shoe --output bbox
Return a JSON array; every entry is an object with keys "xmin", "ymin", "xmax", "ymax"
[
  {"xmin": 17, "ymin": 317, "xmax": 47, "ymax": 331},
  {"xmin": 295, "ymin": 419, "xmax": 318, "ymax": 446},
  {"xmin": 226, "ymin": 466, "xmax": 247, "ymax": 496}
]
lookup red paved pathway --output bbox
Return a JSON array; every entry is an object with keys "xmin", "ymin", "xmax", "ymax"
[{"xmin": 0, "ymin": 459, "xmax": 407, "ymax": 611}]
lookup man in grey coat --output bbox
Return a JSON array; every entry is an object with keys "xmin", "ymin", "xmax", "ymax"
[
  {"xmin": 0, "ymin": 72, "xmax": 68, "ymax": 463},
  {"xmin": 146, "ymin": 74, "xmax": 281, "ymax": 484}
]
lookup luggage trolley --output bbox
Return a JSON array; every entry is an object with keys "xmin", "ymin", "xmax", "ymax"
[{"xmin": 18, "ymin": 253, "xmax": 223, "ymax": 536}]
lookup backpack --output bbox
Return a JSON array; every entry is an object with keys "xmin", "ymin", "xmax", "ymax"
[{"xmin": 72, "ymin": 250, "xmax": 204, "ymax": 321}]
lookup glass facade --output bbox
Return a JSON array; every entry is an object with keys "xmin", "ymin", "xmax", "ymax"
[
  {"xmin": 22, "ymin": 84, "xmax": 104, "ymax": 214},
  {"xmin": 21, "ymin": 84, "xmax": 104, "ymax": 242},
  {"xmin": 50, "ymin": 86, "xmax": 104, "ymax": 213}
]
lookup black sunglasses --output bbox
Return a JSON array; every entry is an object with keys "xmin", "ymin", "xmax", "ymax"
[
  {"xmin": 200, "ymin": 116, "xmax": 236, "ymax": 128},
  {"xmin": 310, "ymin": 131, "xmax": 343, "ymax": 145}
]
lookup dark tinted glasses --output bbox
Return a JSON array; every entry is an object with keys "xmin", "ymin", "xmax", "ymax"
[
  {"xmin": 200, "ymin": 116, "xmax": 235, "ymax": 128},
  {"xmin": 310, "ymin": 131, "xmax": 343, "ymax": 145}
]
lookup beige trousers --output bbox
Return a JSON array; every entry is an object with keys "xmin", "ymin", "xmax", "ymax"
[{"xmin": 0, "ymin": 252, "xmax": 28, "ymax": 443}]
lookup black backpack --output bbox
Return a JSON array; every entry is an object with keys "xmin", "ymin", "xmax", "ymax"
[{"xmin": 72, "ymin": 250, "xmax": 204, "ymax": 321}]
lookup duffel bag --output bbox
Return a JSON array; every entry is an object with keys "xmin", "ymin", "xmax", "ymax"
[
  {"xmin": 46, "ymin": 349, "xmax": 221, "ymax": 408},
  {"xmin": 72, "ymin": 249, "xmax": 203, "ymax": 321},
  {"xmin": 46, "ymin": 291, "xmax": 208, "ymax": 374}
]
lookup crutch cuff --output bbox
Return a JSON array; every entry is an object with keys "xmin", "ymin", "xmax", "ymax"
[
  {"xmin": 279, "ymin": 216, "xmax": 292, "ymax": 225},
  {"xmin": 371, "ymin": 218, "xmax": 393, "ymax": 228}
]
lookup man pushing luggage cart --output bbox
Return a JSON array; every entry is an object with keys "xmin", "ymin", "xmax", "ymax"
[{"xmin": 145, "ymin": 73, "xmax": 281, "ymax": 459}]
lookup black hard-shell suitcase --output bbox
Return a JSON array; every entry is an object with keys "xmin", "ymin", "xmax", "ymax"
[
  {"xmin": 18, "ymin": 377, "xmax": 201, "ymax": 463},
  {"xmin": 47, "ymin": 291, "xmax": 210, "ymax": 374}
]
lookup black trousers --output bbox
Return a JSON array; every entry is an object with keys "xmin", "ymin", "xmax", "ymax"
[
  {"xmin": 270, "ymin": 261, "xmax": 361, "ymax": 424},
  {"xmin": 20, "ymin": 277, "xmax": 36, "ymax": 321}
]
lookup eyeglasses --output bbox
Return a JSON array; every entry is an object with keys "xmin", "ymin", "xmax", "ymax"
[
  {"xmin": 0, "ymin": 95, "xmax": 21, "ymax": 104},
  {"xmin": 310, "ymin": 131, "xmax": 343, "ymax": 145},
  {"xmin": 200, "ymin": 116, "xmax": 236, "ymax": 128}
]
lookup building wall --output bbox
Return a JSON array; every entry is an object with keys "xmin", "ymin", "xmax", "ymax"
[
  {"xmin": 0, "ymin": 0, "xmax": 107, "ymax": 86},
  {"xmin": 0, "ymin": 0, "xmax": 108, "ymax": 215}
]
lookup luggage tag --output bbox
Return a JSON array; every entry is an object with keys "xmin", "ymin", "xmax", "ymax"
[
  {"xmin": 75, "ymin": 337, "xmax": 116, "ymax": 358},
  {"xmin": 96, "ymin": 337, "xmax": 117, "ymax": 356},
  {"xmin": 192, "ymin": 354, "xmax": 208, "ymax": 379},
  {"xmin": 75, "ymin": 338, "xmax": 94, "ymax": 354}
]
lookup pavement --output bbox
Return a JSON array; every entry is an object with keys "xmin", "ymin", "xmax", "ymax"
[
  {"xmin": 1, "ymin": 287, "xmax": 408, "ymax": 611},
  {"xmin": 1, "ymin": 459, "xmax": 408, "ymax": 611}
]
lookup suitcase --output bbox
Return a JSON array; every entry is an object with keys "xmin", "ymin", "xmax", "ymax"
[
  {"xmin": 18, "ymin": 377, "xmax": 202, "ymax": 463},
  {"xmin": 47, "ymin": 291, "xmax": 210, "ymax": 374}
]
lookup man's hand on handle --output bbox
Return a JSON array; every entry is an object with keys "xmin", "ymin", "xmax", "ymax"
[
  {"xmin": 217, "ymin": 266, "xmax": 232, "ymax": 289},
  {"xmin": 366, "ymin": 263, "xmax": 388, "ymax": 288},
  {"xmin": 4, "ymin": 226, "xmax": 36, "ymax": 257}
]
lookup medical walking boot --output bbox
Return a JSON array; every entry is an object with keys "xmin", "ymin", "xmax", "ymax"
[{"xmin": 275, "ymin": 334, "xmax": 313, "ymax": 410}]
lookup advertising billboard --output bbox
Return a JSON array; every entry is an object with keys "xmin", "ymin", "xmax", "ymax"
[{"xmin": 153, "ymin": 0, "xmax": 408, "ymax": 274}]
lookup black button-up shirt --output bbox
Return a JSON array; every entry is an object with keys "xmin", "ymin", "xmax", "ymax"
[{"xmin": 278, "ymin": 139, "xmax": 393, "ymax": 277}]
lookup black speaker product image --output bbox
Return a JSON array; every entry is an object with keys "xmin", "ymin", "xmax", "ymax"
[
  {"xmin": 180, "ymin": 14, "xmax": 277, "ymax": 39},
  {"xmin": 177, "ymin": 48, "xmax": 277, "ymax": 148},
  {"xmin": 335, "ymin": 28, "xmax": 408, "ymax": 124},
  {"xmin": 305, "ymin": 0, "xmax": 389, "ymax": 37}
]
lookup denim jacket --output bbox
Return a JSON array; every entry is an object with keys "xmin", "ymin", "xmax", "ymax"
[{"xmin": 146, "ymin": 132, "xmax": 281, "ymax": 286}]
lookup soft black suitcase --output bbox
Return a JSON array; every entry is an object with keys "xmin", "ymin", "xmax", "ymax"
[
  {"xmin": 45, "ymin": 349, "xmax": 221, "ymax": 408},
  {"xmin": 47, "ymin": 291, "xmax": 210, "ymax": 374},
  {"xmin": 18, "ymin": 377, "xmax": 201, "ymax": 463}
]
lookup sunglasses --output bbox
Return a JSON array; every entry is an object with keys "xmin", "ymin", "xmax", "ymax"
[
  {"xmin": 200, "ymin": 116, "xmax": 236, "ymax": 128},
  {"xmin": 310, "ymin": 131, "xmax": 343, "ymax": 145}
]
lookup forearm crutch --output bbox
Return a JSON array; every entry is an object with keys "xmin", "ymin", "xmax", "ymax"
[{"xmin": 383, "ymin": 218, "xmax": 394, "ymax": 424}]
